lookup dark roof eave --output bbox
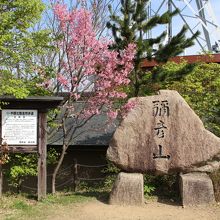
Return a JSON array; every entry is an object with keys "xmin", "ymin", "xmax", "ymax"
[
  {"xmin": 0, "ymin": 96, "xmax": 63, "ymax": 102},
  {"xmin": 0, "ymin": 96, "xmax": 64, "ymax": 111}
]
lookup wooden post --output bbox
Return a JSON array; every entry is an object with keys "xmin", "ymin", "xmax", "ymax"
[
  {"xmin": 38, "ymin": 112, "xmax": 47, "ymax": 200},
  {"xmin": 0, "ymin": 164, "xmax": 2, "ymax": 197},
  {"xmin": 73, "ymin": 158, "xmax": 78, "ymax": 192}
]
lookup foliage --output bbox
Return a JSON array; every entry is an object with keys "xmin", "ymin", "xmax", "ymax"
[
  {"xmin": 143, "ymin": 184, "xmax": 155, "ymax": 198},
  {"xmin": 73, "ymin": 162, "xmax": 120, "ymax": 194},
  {"xmin": 151, "ymin": 60, "xmax": 197, "ymax": 87},
  {"xmin": 107, "ymin": 0, "xmax": 199, "ymax": 97},
  {"xmin": 0, "ymin": 67, "xmax": 53, "ymax": 100},
  {"xmin": 6, "ymin": 154, "xmax": 38, "ymax": 193},
  {"xmin": 0, "ymin": 70, "xmax": 30, "ymax": 98},
  {"xmin": 101, "ymin": 161, "xmax": 120, "ymax": 190},
  {"xmin": 5, "ymin": 148, "xmax": 59, "ymax": 193},
  {"xmin": 143, "ymin": 175, "xmax": 155, "ymax": 198},
  {"xmin": 144, "ymin": 174, "xmax": 179, "ymax": 200},
  {"xmin": 152, "ymin": 61, "xmax": 220, "ymax": 137},
  {"xmin": 47, "ymin": 148, "xmax": 60, "ymax": 165},
  {"xmin": 102, "ymin": 161, "xmax": 121, "ymax": 175},
  {"xmin": 0, "ymin": 0, "xmax": 54, "ymax": 100},
  {"xmin": 0, "ymin": 0, "xmax": 52, "ymax": 78}
]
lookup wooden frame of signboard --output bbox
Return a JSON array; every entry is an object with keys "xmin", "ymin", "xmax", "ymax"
[{"xmin": 0, "ymin": 96, "xmax": 63, "ymax": 200}]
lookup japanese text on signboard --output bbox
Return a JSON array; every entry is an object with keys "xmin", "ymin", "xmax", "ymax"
[{"xmin": 1, "ymin": 110, "xmax": 38, "ymax": 145}]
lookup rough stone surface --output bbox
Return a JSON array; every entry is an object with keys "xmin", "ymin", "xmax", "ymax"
[
  {"xmin": 107, "ymin": 90, "xmax": 220, "ymax": 174},
  {"xmin": 180, "ymin": 172, "xmax": 215, "ymax": 206},
  {"xmin": 187, "ymin": 160, "xmax": 220, "ymax": 173},
  {"xmin": 109, "ymin": 172, "xmax": 144, "ymax": 206}
]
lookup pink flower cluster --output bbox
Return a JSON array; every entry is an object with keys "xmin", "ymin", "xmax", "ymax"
[{"xmin": 54, "ymin": 4, "xmax": 136, "ymax": 119}]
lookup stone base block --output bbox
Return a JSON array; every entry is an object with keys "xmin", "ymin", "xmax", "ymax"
[
  {"xmin": 180, "ymin": 172, "xmax": 215, "ymax": 206},
  {"xmin": 109, "ymin": 172, "xmax": 144, "ymax": 206}
]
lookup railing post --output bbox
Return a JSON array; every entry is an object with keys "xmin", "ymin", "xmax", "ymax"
[{"xmin": 73, "ymin": 158, "xmax": 78, "ymax": 192}]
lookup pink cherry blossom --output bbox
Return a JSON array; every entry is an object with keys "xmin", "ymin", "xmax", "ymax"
[
  {"xmin": 53, "ymin": 3, "xmax": 136, "ymax": 120},
  {"xmin": 57, "ymin": 74, "xmax": 68, "ymax": 86},
  {"xmin": 107, "ymin": 110, "xmax": 118, "ymax": 120}
]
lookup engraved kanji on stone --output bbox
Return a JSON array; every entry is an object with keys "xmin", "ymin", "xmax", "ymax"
[
  {"xmin": 153, "ymin": 145, "xmax": 170, "ymax": 159},
  {"xmin": 152, "ymin": 100, "xmax": 170, "ymax": 117},
  {"xmin": 154, "ymin": 120, "xmax": 167, "ymax": 138}
]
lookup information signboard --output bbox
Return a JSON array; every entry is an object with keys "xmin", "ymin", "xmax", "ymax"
[{"xmin": 1, "ymin": 109, "xmax": 38, "ymax": 145}]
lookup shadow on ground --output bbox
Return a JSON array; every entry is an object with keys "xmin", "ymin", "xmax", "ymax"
[
  {"xmin": 75, "ymin": 190, "xmax": 182, "ymax": 207},
  {"xmin": 75, "ymin": 190, "xmax": 110, "ymax": 204}
]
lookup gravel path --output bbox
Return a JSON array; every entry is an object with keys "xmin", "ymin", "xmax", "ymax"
[{"xmin": 46, "ymin": 199, "xmax": 220, "ymax": 220}]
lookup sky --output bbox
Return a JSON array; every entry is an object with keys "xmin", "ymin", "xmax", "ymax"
[
  {"xmin": 212, "ymin": 0, "xmax": 220, "ymax": 18},
  {"xmin": 42, "ymin": 0, "xmax": 220, "ymax": 55},
  {"xmin": 148, "ymin": 0, "xmax": 220, "ymax": 54}
]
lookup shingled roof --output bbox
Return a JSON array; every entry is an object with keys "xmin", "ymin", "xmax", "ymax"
[{"xmin": 47, "ymin": 102, "xmax": 118, "ymax": 146}]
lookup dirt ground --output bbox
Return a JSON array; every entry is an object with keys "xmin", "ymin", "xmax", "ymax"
[{"xmin": 46, "ymin": 199, "xmax": 220, "ymax": 220}]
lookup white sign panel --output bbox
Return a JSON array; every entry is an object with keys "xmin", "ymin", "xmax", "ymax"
[{"xmin": 1, "ymin": 109, "xmax": 38, "ymax": 145}]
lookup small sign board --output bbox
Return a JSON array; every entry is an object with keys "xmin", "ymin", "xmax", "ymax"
[{"xmin": 1, "ymin": 109, "xmax": 38, "ymax": 145}]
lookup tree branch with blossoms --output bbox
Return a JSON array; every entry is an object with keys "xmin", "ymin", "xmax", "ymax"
[{"xmin": 48, "ymin": 3, "xmax": 136, "ymax": 193}]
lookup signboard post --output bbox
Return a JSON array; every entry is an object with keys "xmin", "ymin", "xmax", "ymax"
[{"xmin": 0, "ymin": 96, "xmax": 63, "ymax": 200}]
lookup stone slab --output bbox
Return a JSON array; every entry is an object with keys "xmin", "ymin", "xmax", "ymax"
[
  {"xmin": 180, "ymin": 172, "xmax": 215, "ymax": 206},
  {"xmin": 109, "ymin": 172, "xmax": 144, "ymax": 206}
]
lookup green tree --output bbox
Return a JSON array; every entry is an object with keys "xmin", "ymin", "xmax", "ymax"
[
  {"xmin": 0, "ymin": 0, "xmax": 54, "ymax": 98},
  {"xmin": 107, "ymin": 0, "xmax": 199, "ymax": 97},
  {"xmin": 0, "ymin": 66, "xmax": 52, "ymax": 99},
  {"xmin": 153, "ymin": 61, "xmax": 220, "ymax": 137},
  {"xmin": 0, "ymin": 70, "xmax": 29, "ymax": 98},
  {"xmin": 0, "ymin": 0, "xmax": 52, "ymax": 80}
]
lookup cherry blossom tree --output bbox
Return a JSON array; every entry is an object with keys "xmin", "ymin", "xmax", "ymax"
[{"xmin": 49, "ymin": 3, "xmax": 136, "ymax": 193}]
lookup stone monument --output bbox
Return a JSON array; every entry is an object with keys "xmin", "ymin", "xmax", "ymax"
[{"xmin": 107, "ymin": 90, "xmax": 219, "ymax": 206}]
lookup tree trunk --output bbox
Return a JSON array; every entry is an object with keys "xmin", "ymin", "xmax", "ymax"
[
  {"xmin": 0, "ymin": 164, "xmax": 2, "ymax": 197},
  {"xmin": 134, "ymin": 82, "xmax": 140, "ymax": 97},
  {"xmin": 52, "ymin": 144, "xmax": 67, "ymax": 194}
]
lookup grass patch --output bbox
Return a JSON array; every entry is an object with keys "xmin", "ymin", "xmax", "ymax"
[
  {"xmin": 41, "ymin": 192, "xmax": 93, "ymax": 205},
  {"xmin": 12, "ymin": 201, "xmax": 30, "ymax": 210},
  {"xmin": 0, "ymin": 192, "xmax": 95, "ymax": 220},
  {"xmin": 0, "ymin": 194, "xmax": 36, "ymax": 220}
]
